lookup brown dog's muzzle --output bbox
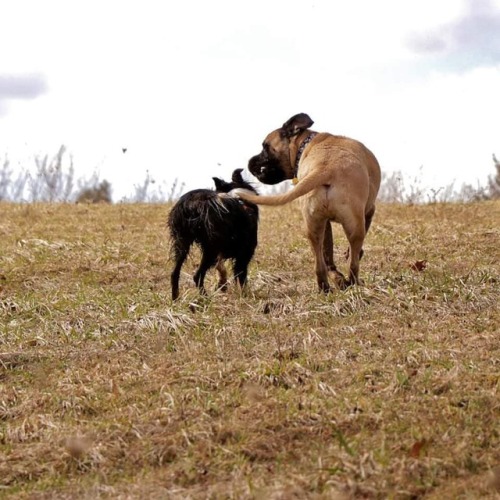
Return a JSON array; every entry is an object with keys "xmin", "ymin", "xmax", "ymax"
[{"xmin": 248, "ymin": 151, "xmax": 288, "ymax": 185}]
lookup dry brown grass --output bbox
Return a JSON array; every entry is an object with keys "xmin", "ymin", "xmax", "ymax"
[{"xmin": 0, "ymin": 200, "xmax": 499, "ymax": 499}]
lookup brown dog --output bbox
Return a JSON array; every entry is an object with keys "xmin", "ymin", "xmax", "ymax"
[{"xmin": 234, "ymin": 113, "xmax": 381, "ymax": 292}]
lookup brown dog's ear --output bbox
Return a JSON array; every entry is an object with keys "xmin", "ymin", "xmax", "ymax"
[
  {"xmin": 281, "ymin": 113, "xmax": 314, "ymax": 138},
  {"xmin": 231, "ymin": 168, "xmax": 244, "ymax": 183}
]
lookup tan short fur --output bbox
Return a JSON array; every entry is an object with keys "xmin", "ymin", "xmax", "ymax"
[{"xmin": 236, "ymin": 113, "xmax": 381, "ymax": 291}]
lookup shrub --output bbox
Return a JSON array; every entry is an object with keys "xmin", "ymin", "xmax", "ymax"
[{"xmin": 75, "ymin": 180, "xmax": 112, "ymax": 204}]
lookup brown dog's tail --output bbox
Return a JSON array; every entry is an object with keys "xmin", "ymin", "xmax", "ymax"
[{"xmin": 231, "ymin": 170, "xmax": 332, "ymax": 206}]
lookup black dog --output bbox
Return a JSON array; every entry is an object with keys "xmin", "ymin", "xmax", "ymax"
[{"xmin": 168, "ymin": 168, "xmax": 259, "ymax": 300}]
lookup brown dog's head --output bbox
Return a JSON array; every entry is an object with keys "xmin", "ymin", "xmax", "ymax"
[{"xmin": 248, "ymin": 113, "xmax": 314, "ymax": 184}]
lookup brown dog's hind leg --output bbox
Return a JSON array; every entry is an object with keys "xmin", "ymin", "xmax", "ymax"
[
  {"xmin": 323, "ymin": 221, "xmax": 348, "ymax": 286},
  {"xmin": 323, "ymin": 222, "xmax": 336, "ymax": 271},
  {"xmin": 342, "ymin": 212, "xmax": 366, "ymax": 287},
  {"xmin": 304, "ymin": 214, "xmax": 331, "ymax": 292},
  {"xmin": 365, "ymin": 206, "xmax": 376, "ymax": 234},
  {"xmin": 344, "ymin": 206, "xmax": 376, "ymax": 263}
]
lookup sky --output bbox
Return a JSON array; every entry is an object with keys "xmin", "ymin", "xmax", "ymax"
[{"xmin": 1, "ymin": 0, "xmax": 499, "ymax": 200}]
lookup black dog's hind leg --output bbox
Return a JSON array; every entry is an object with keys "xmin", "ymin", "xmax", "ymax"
[
  {"xmin": 171, "ymin": 243, "xmax": 190, "ymax": 300},
  {"xmin": 193, "ymin": 250, "xmax": 218, "ymax": 295},
  {"xmin": 216, "ymin": 258, "xmax": 228, "ymax": 291},
  {"xmin": 233, "ymin": 254, "xmax": 252, "ymax": 289}
]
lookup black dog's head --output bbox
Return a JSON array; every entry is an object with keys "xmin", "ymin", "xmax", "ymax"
[
  {"xmin": 212, "ymin": 168, "xmax": 258, "ymax": 194},
  {"xmin": 248, "ymin": 113, "xmax": 314, "ymax": 184}
]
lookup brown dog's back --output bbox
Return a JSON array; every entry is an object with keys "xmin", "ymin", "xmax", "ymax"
[{"xmin": 234, "ymin": 133, "xmax": 380, "ymax": 217}]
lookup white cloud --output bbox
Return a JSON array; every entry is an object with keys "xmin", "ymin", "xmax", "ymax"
[
  {"xmin": 407, "ymin": 0, "xmax": 500, "ymax": 70},
  {"xmin": 0, "ymin": 73, "xmax": 48, "ymax": 117}
]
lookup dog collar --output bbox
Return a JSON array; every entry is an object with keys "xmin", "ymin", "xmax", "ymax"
[{"xmin": 293, "ymin": 132, "xmax": 317, "ymax": 181}]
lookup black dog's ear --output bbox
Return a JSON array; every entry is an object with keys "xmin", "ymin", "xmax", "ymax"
[
  {"xmin": 231, "ymin": 168, "xmax": 244, "ymax": 183},
  {"xmin": 281, "ymin": 113, "xmax": 314, "ymax": 138},
  {"xmin": 212, "ymin": 177, "xmax": 225, "ymax": 190}
]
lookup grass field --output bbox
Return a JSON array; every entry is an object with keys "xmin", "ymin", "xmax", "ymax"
[{"xmin": 0, "ymin": 200, "xmax": 499, "ymax": 499}]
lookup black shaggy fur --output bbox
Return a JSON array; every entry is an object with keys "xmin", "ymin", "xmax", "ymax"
[{"xmin": 168, "ymin": 168, "xmax": 259, "ymax": 300}]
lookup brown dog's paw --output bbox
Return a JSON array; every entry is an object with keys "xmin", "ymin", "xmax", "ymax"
[
  {"xmin": 338, "ymin": 279, "xmax": 350, "ymax": 291},
  {"xmin": 331, "ymin": 271, "xmax": 348, "ymax": 290},
  {"xmin": 342, "ymin": 277, "xmax": 364, "ymax": 289}
]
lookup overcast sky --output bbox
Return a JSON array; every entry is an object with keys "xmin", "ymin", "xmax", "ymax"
[{"xmin": 1, "ymin": 0, "xmax": 499, "ymax": 200}]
